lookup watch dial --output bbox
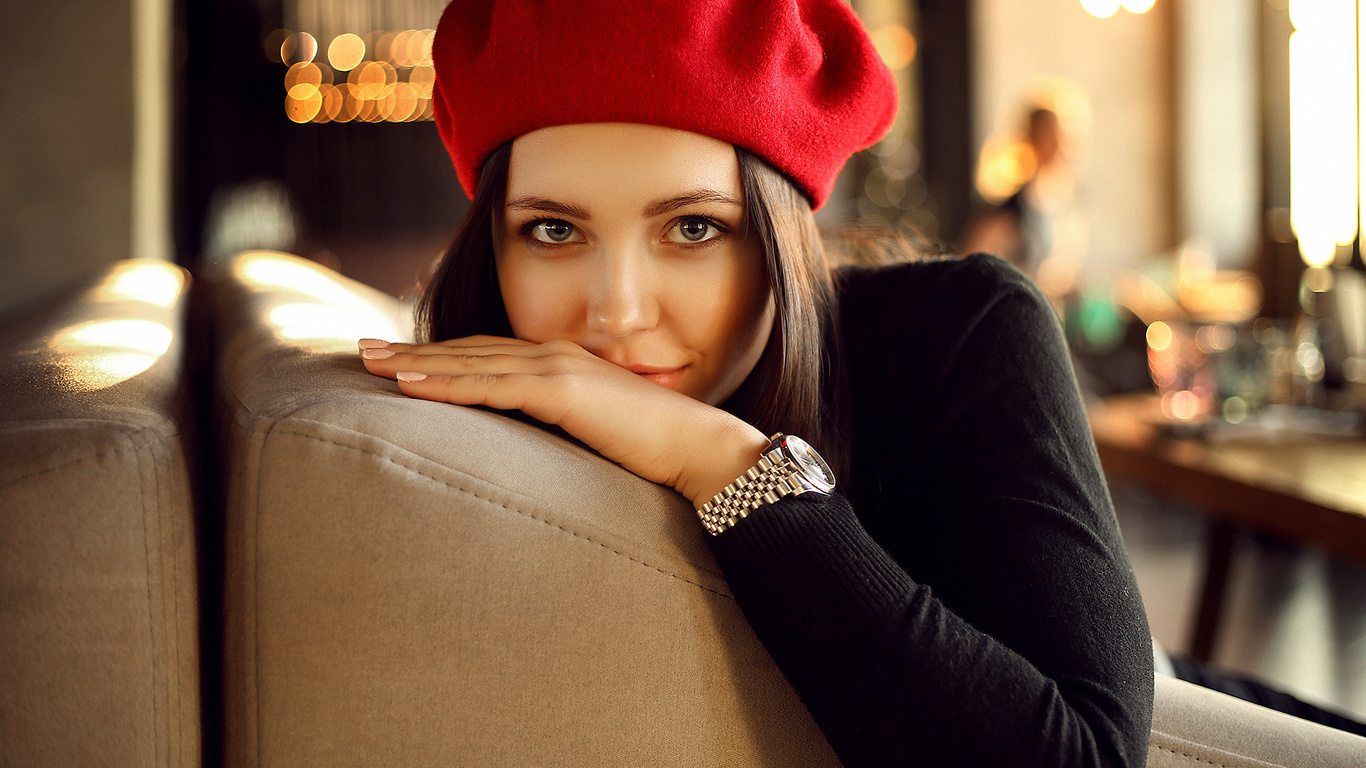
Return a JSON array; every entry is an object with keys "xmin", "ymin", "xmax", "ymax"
[{"xmin": 785, "ymin": 436, "xmax": 836, "ymax": 490}]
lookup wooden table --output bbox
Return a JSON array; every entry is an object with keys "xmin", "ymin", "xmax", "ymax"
[{"xmin": 1087, "ymin": 393, "xmax": 1366, "ymax": 662}]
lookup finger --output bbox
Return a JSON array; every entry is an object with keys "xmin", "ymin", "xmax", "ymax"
[
  {"xmin": 396, "ymin": 335, "xmax": 529, "ymax": 352},
  {"xmin": 358, "ymin": 335, "xmax": 520, "ymax": 353},
  {"xmin": 392, "ymin": 370, "xmax": 573, "ymax": 424},
  {"xmin": 359, "ymin": 337, "xmax": 542, "ymax": 358},
  {"xmin": 361, "ymin": 339, "xmax": 590, "ymax": 371},
  {"xmin": 438, "ymin": 334, "xmax": 529, "ymax": 347},
  {"xmin": 374, "ymin": 349, "xmax": 563, "ymax": 379}
]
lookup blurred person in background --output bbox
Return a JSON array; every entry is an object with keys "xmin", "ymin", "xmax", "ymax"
[{"xmin": 963, "ymin": 105, "xmax": 1088, "ymax": 305}]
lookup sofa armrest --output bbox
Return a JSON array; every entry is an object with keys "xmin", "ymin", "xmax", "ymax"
[
  {"xmin": 0, "ymin": 259, "xmax": 200, "ymax": 768},
  {"xmin": 1149, "ymin": 674, "xmax": 1366, "ymax": 767}
]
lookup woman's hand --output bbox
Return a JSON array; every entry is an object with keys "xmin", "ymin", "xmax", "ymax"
[{"xmin": 358, "ymin": 336, "xmax": 768, "ymax": 508}]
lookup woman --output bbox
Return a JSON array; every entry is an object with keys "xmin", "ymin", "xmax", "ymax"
[{"xmin": 358, "ymin": 1, "xmax": 1154, "ymax": 765}]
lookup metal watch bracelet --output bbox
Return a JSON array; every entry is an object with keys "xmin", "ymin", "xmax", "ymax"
[{"xmin": 695, "ymin": 434, "xmax": 833, "ymax": 536}]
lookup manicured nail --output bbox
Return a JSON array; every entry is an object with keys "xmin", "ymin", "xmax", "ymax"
[
  {"xmin": 396, "ymin": 371, "xmax": 427, "ymax": 382},
  {"xmin": 358, "ymin": 338, "xmax": 389, "ymax": 349},
  {"xmin": 361, "ymin": 347, "xmax": 395, "ymax": 360}
]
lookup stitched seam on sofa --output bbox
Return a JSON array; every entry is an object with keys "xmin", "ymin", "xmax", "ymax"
[
  {"xmin": 227, "ymin": 419, "xmax": 266, "ymax": 768},
  {"xmin": 0, "ymin": 426, "xmax": 183, "ymax": 489},
  {"xmin": 221, "ymin": 377, "xmax": 389, "ymax": 432},
  {"xmin": 158, "ymin": 443, "xmax": 186, "ymax": 766},
  {"xmin": 140, "ymin": 441, "xmax": 163, "ymax": 768},
  {"xmin": 267, "ymin": 426, "xmax": 735, "ymax": 600},
  {"xmin": 0, "ymin": 416, "xmax": 180, "ymax": 432},
  {"xmin": 1150, "ymin": 730, "xmax": 1285, "ymax": 768},
  {"xmin": 1151, "ymin": 744, "xmax": 1275, "ymax": 768},
  {"xmin": 215, "ymin": 414, "xmax": 264, "ymax": 763}
]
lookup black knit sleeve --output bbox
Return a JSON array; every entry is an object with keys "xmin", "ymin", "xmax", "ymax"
[{"xmin": 707, "ymin": 255, "xmax": 1154, "ymax": 767}]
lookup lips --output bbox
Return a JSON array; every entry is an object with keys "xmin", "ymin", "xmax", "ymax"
[{"xmin": 622, "ymin": 364, "xmax": 687, "ymax": 390}]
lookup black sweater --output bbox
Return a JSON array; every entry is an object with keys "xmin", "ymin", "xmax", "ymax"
[{"xmin": 709, "ymin": 255, "xmax": 1154, "ymax": 767}]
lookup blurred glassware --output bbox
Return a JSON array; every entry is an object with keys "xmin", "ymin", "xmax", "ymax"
[
  {"xmin": 1147, "ymin": 320, "xmax": 1217, "ymax": 421},
  {"xmin": 1314, "ymin": 267, "xmax": 1366, "ymax": 412},
  {"xmin": 1289, "ymin": 313, "xmax": 1326, "ymax": 408},
  {"xmin": 1146, "ymin": 318, "xmax": 1304, "ymax": 425}
]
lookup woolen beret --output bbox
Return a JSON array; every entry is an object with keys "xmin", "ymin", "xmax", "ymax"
[{"xmin": 430, "ymin": 0, "xmax": 898, "ymax": 209}]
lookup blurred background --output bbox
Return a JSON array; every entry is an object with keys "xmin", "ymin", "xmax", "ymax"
[{"xmin": 2, "ymin": 0, "xmax": 1364, "ymax": 725}]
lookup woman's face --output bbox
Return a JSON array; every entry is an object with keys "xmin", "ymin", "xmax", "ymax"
[{"xmin": 495, "ymin": 123, "xmax": 775, "ymax": 406}]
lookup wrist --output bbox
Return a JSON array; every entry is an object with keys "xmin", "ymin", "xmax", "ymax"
[
  {"xmin": 680, "ymin": 417, "xmax": 770, "ymax": 509},
  {"xmin": 694, "ymin": 433, "xmax": 838, "ymax": 535}
]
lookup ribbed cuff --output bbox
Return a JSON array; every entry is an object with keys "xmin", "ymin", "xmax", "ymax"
[{"xmin": 706, "ymin": 491, "xmax": 918, "ymax": 653}]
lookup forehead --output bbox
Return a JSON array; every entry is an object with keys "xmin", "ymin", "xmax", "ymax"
[{"xmin": 506, "ymin": 123, "xmax": 744, "ymax": 204}]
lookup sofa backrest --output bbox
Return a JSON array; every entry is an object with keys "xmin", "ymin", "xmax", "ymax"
[
  {"xmin": 212, "ymin": 250, "xmax": 838, "ymax": 766},
  {"xmin": 0, "ymin": 258, "xmax": 200, "ymax": 768}
]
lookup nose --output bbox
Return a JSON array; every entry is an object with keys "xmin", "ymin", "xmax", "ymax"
[{"xmin": 587, "ymin": 250, "xmax": 658, "ymax": 338}]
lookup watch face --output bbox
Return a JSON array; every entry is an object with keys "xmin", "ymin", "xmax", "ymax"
[{"xmin": 782, "ymin": 435, "xmax": 836, "ymax": 491}]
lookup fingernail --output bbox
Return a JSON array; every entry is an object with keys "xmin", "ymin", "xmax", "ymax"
[
  {"xmin": 396, "ymin": 371, "xmax": 427, "ymax": 382},
  {"xmin": 358, "ymin": 338, "xmax": 389, "ymax": 350},
  {"xmin": 361, "ymin": 347, "xmax": 395, "ymax": 360}
]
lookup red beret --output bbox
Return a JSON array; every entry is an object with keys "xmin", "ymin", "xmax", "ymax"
[{"xmin": 430, "ymin": 0, "xmax": 898, "ymax": 210}]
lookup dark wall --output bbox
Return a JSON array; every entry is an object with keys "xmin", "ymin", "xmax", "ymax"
[
  {"xmin": 177, "ymin": 0, "xmax": 463, "ymax": 269},
  {"xmin": 0, "ymin": 1, "xmax": 134, "ymax": 313},
  {"xmin": 915, "ymin": 0, "xmax": 974, "ymax": 246}
]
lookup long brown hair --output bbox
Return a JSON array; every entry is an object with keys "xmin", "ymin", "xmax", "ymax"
[{"xmin": 415, "ymin": 142, "xmax": 848, "ymax": 475}]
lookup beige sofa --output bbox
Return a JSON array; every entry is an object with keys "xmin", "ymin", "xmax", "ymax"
[
  {"xmin": 6, "ymin": 250, "xmax": 1366, "ymax": 766},
  {"xmin": 1, "ymin": 259, "xmax": 200, "ymax": 767}
]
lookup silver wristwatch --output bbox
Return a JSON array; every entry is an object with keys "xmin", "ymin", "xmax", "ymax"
[{"xmin": 696, "ymin": 433, "xmax": 836, "ymax": 536}]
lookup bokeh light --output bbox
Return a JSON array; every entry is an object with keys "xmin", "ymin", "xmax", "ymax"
[
  {"xmin": 390, "ymin": 83, "xmax": 418, "ymax": 122},
  {"xmin": 286, "ymin": 84, "xmax": 322, "ymax": 123},
  {"xmin": 285, "ymin": 62, "xmax": 324, "ymax": 90},
  {"xmin": 1288, "ymin": 0, "xmax": 1357, "ymax": 267},
  {"xmin": 265, "ymin": 28, "xmax": 290, "ymax": 63},
  {"xmin": 414, "ymin": 29, "xmax": 434, "ymax": 66},
  {"xmin": 1223, "ymin": 396, "xmax": 1249, "ymax": 424},
  {"xmin": 351, "ymin": 61, "xmax": 395, "ymax": 101},
  {"xmin": 1080, "ymin": 0, "xmax": 1122, "ymax": 19},
  {"xmin": 871, "ymin": 25, "xmax": 917, "ymax": 71},
  {"xmin": 409, "ymin": 64, "xmax": 435, "ymax": 98},
  {"xmin": 391, "ymin": 30, "xmax": 415, "ymax": 67},
  {"xmin": 328, "ymin": 33, "xmax": 366, "ymax": 72},
  {"xmin": 281, "ymin": 31, "xmax": 317, "ymax": 65},
  {"xmin": 277, "ymin": 28, "xmax": 438, "ymax": 124},
  {"xmin": 974, "ymin": 135, "xmax": 1037, "ymax": 204},
  {"xmin": 1146, "ymin": 321, "xmax": 1173, "ymax": 353},
  {"xmin": 1147, "ymin": 320, "xmax": 1216, "ymax": 421}
]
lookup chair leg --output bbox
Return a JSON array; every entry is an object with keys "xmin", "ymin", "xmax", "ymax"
[{"xmin": 1189, "ymin": 520, "xmax": 1237, "ymax": 663}]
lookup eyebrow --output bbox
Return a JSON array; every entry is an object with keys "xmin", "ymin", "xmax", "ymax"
[
  {"xmin": 505, "ymin": 196, "xmax": 592, "ymax": 220},
  {"xmin": 643, "ymin": 191, "xmax": 744, "ymax": 218},
  {"xmin": 504, "ymin": 190, "xmax": 744, "ymax": 221}
]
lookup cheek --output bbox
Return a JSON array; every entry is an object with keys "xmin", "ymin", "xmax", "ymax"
[
  {"xmin": 679, "ymin": 248, "xmax": 773, "ymax": 403},
  {"xmin": 724, "ymin": 250, "xmax": 774, "ymax": 348},
  {"xmin": 497, "ymin": 256, "xmax": 576, "ymax": 342},
  {"xmin": 721, "ymin": 276, "xmax": 774, "ymax": 369}
]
